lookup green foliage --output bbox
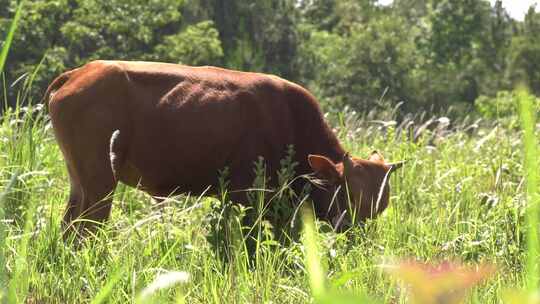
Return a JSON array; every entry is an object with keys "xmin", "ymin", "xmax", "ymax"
[
  {"xmin": 0, "ymin": 0, "xmax": 22, "ymax": 75},
  {"xmin": 426, "ymin": 0, "xmax": 491, "ymax": 65},
  {"xmin": 523, "ymin": 6, "xmax": 540, "ymax": 39},
  {"xmin": 296, "ymin": 0, "xmax": 540, "ymax": 111},
  {"xmin": 475, "ymin": 90, "xmax": 540, "ymax": 127},
  {"xmin": 505, "ymin": 7, "xmax": 540, "ymax": 96},
  {"xmin": 181, "ymin": 0, "xmax": 299, "ymax": 78},
  {"xmin": 61, "ymin": 0, "xmax": 183, "ymax": 59},
  {"xmin": 475, "ymin": 91, "xmax": 518, "ymax": 119},
  {"xmin": 298, "ymin": 0, "xmax": 339, "ymax": 32},
  {"xmin": 153, "ymin": 21, "xmax": 223, "ymax": 65},
  {"xmin": 508, "ymin": 37, "xmax": 540, "ymax": 96},
  {"xmin": 299, "ymin": 13, "xmax": 416, "ymax": 111},
  {"xmin": 517, "ymin": 88, "xmax": 540, "ymax": 291}
]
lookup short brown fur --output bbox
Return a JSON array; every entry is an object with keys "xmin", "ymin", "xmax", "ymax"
[{"xmin": 46, "ymin": 60, "xmax": 400, "ymax": 234}]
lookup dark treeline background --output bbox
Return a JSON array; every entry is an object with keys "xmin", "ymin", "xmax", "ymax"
[{"xmin": 1, "ymin": 0, "xmax": 539, "ymax": 113}]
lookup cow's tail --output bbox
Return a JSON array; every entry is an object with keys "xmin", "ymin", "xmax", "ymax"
[
  {"xmin": 109, "ymin": 130, "xmax": 124, "ymax": 182},
  {"xmin": 41, "ymin": 68, "xmax": 79, "ymax": 111}
]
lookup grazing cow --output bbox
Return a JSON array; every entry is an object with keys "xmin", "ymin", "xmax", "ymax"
[{"xmin": 45, "ymin": 60, "xmax": 403, "ymax": 235}]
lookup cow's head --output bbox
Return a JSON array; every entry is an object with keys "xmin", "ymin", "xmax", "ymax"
[{"xmin": 308, "ymin": 151, "xmax": 403, "ymax": 230}]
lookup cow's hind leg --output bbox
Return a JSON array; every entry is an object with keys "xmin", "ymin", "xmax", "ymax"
[
  {"xmin": 52, "ymin": 109, "xmax": 122, "ymax": 239},
  {"xmin": 60, "ymin": 136, "xmax": 119, "ymax": 238},
  {"xmin": 62, "ymin": 163, "xmax": 83, "ymax": 230},
  {"xmin": 48, "ymin": 61, "xmax": 129, "ymax": 239}
]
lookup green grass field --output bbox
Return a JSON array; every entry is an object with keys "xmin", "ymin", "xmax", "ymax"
[
  {"xmin": 0, "ymin": 98, "xmax": 533, "ymax": 303},
  {"xmin": 1, "ymin": 7, "xmax": 539, "ymax": 303}
]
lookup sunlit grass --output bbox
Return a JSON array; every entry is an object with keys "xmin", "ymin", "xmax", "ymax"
[
  {"xmin": 0, "ymin": 1, "xmax": 24, "ymax": 75},
  {"xmin": 301, "ymin": 207, "xmax": 326, "ymax": 299},
  {"xmin": 518, "ymin": 88, "xmax": 540, "ymax": 292},
  {"xmin": 0, "ymin": 89, "xmax": 531, "ymax": 303}
]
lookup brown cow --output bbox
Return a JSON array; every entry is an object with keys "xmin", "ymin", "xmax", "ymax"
[{"xmin": 45, "ymin": 60, "xmax": 402, "ymax": 235}]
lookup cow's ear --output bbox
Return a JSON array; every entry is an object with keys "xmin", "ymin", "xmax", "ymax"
[
  {"xmin": 368, "ymin": 150, "xmax": 385, "ymax": 163},
  {"xmin": 388, "ymin": 160, "xmax": 406, "ymax": 173},
  {"xmin": 308, "ymin": 154, "xmax": 340, "ymax": 183}
]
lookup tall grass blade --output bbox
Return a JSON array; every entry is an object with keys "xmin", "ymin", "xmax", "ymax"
[
  {"xmin": 7, "ymin": 172, "xmax": 36, "ymax": 304},
  {"xmin": 90, "ymin": 264, "xmax": 127, "ymax": 304},
  {"xmin": 136, "ymin": 271, "xmax": 189, "ymax": 304},
  {"xmin": 0, "ymin": 171, "xmax": 19, "ymax": 304},
  {"xmin": 0, "ymin": 4, "xmax": 24, "ymax": 296},
  {"xmin": 0, "ymin": 0, "xmax": 24, "ymax": 74},
  {"xmin": 301, "ymin": 207, "xmax": 380, "ymax": 303},
  {"xmin": 518, "ymin": 88, "xmax": 540, "ymax": 291},
  {"xmin": 301, "ymin": 207, "xmax": 326, "ymax": 300}
]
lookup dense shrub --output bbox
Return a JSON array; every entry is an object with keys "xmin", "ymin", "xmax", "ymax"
[{"xmin": 475, "ymin": 90, "xmax": 540, "ymax": 127}]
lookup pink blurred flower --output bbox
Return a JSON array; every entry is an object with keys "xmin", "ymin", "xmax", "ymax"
[{"xmin": 384, "ymin": 260, "xmax": 496, "ymax": 304}]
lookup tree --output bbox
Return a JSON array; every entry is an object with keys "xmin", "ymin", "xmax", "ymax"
[
  {"xmin": 414, "ymin": 0, "xmax": 495, "ymax": 104},
  {"xmin": 426, "ymin": 0, "xmax": 491, "ymax": 65},
  {"xmin": 392, "ymin": 0, "xmax": 428, "ymax": 23},
  {"xmin": 298, "ymin": 0, "xmax": 339, "ymax": 32},
  {"xmin": 61, "ymin": 0, "xmax": 184, "ymax": 61},
  {"xmin": 507, "ymin": 6, "xmax": 540, "ymax": 95},
  {"xmin": 1, "ymin": 0, "xmax": 73, "ymax": 102},
  {"xmin": 299, "ymin": 14, "xmax": 416, "ymax": 111},
  {"xmin": 153, "ymin": 21, "xmax": 223, "ymax": 65},
  {"xmin": 523, "ymin": 4, "xmax": 540, "ymax": 40},
  {"xmin": 201, "ymin": 0, "xmax": 300, "ymax": 79},
  {"xmin": 473, "ymin": 0, "xmax": 514, "ymax": 93},
  {"xmin": 299, "ymin": 0, "xmax": 378, "ymax": 34}
]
